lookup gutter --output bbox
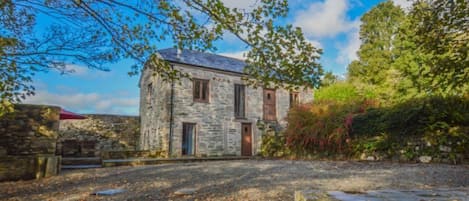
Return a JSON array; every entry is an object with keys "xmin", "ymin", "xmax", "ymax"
[{"xmin": 168, "ymin": 66, "xmax": 175, "ymax": 157}]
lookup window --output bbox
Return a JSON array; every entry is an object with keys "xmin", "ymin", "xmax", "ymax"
[
  {"xmin": 146, "ymin": 83, "xmax": 152, "ymax": 107},
  {"xmin": 234, "ymin": 84, "xmax": 245, "ymax": 118},
  {"xmin": 290, "ymin": 92, "xmax": 299, "ymax": 107},
  {"xmin": 193, "ymin": 79, "xmax": 209, "ymax": 103}
]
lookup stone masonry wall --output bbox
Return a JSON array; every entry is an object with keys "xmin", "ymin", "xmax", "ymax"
[
  {"xmin": 140, "ymin": 63, "xmax": 314, "ymax": 157},
  {"xmin": 0, "ymin": 104, "xmax": 60, "ymax": 156},
  {"xmin": 58, "ymin": 114, "xmax": 139, "ymax": 157},
  {"xmin": 139, "ymin": 67, "xmax": 171, "ymax": 153},
  {"xmin": 0, "ymin": 104, "xmax": 61, "ymax": 181}
]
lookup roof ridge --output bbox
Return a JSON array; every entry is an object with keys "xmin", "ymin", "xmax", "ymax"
[{"xmin": 158, "ymin": 48, "xmax": 246, "ymax": 62}]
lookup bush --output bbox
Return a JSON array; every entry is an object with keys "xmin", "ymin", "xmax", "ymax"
[
  {"xmin": 264, "ymin": 81, "xmax": 469, "ymax": 163},
  {"xmin": 260, "ymin": 133, "xmax": 287, "ymax": 157},
  {"xmin": 352, "ymin": 96, "xmax": 469, "ymax": 137},
  {"xmin": 283, "ymin": 100, "xmax": 372, "ymax": 157},
  {"xmin": 275, "ymin": 82, "xmax": 378, "ymax": 158},
  {"xmin": 315, "ymin": 82, "xmax": 378, "ymax": 102},
  {"xmin": 315, "ymin": 82, "xmax": 360, "ymax": 102},
  {"xmin": 351, "ymin": 96, "xmax": 469, "ymax": 162}
]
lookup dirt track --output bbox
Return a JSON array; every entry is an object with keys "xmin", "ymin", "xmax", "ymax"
[{"xmin": 1, "ymin": 159, "xmax": 468, "ymax": 201}]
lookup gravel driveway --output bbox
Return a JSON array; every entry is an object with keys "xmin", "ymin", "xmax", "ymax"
[{"xmin": 1, "ymin": 159, "xmax": 468, "ymax": 200}]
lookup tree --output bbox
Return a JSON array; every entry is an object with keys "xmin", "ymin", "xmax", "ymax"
[
  {"xmin": 394, "ymin": 0, "xmax": 469, "ymax": 95},
  {"xmin": 0, "ymin": 0, "xmax": 323, "ymax": 113},
  {"xmin": 348, "ymin": 1, "xmax": 405, "ymax": 86},
  {"xmin": 347, "ymin": 1, "xmax": 406, "ymax": 102},
  {"xmin": 320, "ymin": 71, "xmax": 338, "ymax": 87}
]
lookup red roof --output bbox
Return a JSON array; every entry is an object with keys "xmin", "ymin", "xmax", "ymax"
[{"xmin": 60, "ymin": 109, "xmax": 86, "ymax": 120}]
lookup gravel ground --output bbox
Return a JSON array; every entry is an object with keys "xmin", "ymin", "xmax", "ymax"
[{"xmin": 1, "ymin": 159, "xmax": 468, "ymax": 201}]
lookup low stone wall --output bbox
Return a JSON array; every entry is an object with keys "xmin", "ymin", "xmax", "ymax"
[
  {"xmin": 0, "ymin": 155, "xmax": 61, "ymax": 181},
  {"xmin": 101, "ymin": 150, "xmax": 166, "ymax": 160},
  {"xmin": 58, "ymin": 114, "xmax": 140, "ymax": 157},
  {"xmin": 0, "ymin": 104, "xmax": 61, "ymax": 181}
]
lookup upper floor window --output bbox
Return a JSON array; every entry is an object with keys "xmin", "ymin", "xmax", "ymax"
[
  {"xmin": 289, "ymin": 92, "xmax": 299, "ymax": 108},
  {"xmin": 146, "ymin": 83, "xmax": 153, "ymax": 107},
  {"xmin": 193, "ymin": 78, "xmax": 209, "ymax": 103},
  {"xmin": 234, "ymin": 84, "xmax": 245, "ymax": 118}
]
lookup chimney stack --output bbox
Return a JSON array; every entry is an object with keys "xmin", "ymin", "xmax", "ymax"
[{"xmin": 176, "ymin": 48, "xmax": 182, "ymax": 59}]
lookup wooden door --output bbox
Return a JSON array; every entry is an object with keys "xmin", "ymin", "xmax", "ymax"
[
  {"xmin": 263, "ymin": 89, "xmax": 277, "ymax": 121},
  {"xmin": 241, "ymin": 123, "xmax": 252, "ymax": 156}
]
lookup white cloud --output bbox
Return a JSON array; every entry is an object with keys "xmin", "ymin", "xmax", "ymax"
[
  {"xmin": 24, "ymin": 90, "xmax": 139, "ymax": 115},
  {"xmin": 307, "ymin": 39, "xmax": 323, "ymax": 50},
  {"xmin": 61, "ymin": 64, "xmax": 112, "ymax": 78},
  {"xmin": 54, "ymin": 64, "xmax": 109, "ymax": 78},
  {"xmin": 336, "ymin": 25, "xmax": 361, "ymax": 66},
  {"xmin": 220, "ymin": 0, "xmax": 258, "ymax": 10},
  {"xmin": 294, "ymin": 0, "xmax": 360, "ymax": 38},
  {"xmin": 221, "ymin": 32, "xmax": 242, "ymax": 44},
  {"xmin": 219, "ymin": 39, "xmax": 322, "ymax": 60},
  {"xmin": 219, "ymin": 50, "xmax": 248, "ymax": 60},
  {"xmin": 391, "ymin": 0, "xmax": 413, "ymax": 10},
  {"xmin": 63, "ymin": 64, "xmax": 88, "ymax": 76}
]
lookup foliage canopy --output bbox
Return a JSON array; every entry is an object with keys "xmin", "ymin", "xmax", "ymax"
[
  {"xmin": 349, "ymin": 0, "xmax": 468, "ymax": 100},
  {"xmin": 0, "ymin": 0, "xmax": 323, "ymax": 113}
]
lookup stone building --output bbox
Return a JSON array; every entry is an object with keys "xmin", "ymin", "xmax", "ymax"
[{"xmin": 139, "ymin": 48, "xmax": 313, "ymax": 157}]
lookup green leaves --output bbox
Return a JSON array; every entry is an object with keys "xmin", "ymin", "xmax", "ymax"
[
  {"xmin": 349, "ymin": 0, "xmax": 468, "ymax": 103},
  {"xmin": 400, "ymin": 0, "xmax": 469, "ymax": 95},
  {"xmin": 349, "ymin": 1, "xmax": 405, "ymax": 86},
  {"xmin": 320, "ymin": 71, "xmax": 338, "ymax": 87},
  {"xmin": 187, "ymin": 0, "xmax": 322, "ymax": 90},
  {"xmin": 1, "ymin": 0, "xmax": 323, "ymax": 115}
]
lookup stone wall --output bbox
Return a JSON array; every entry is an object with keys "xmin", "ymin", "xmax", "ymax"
[
  {"xmin": 139, "ymin": 67, "xmax": 171, "ymax": 153},
  {"xmin": 140, "ymin": 63, "xmax": 314, "ymax": 157},
  {"xmin": 58, "ymin": 114, "xmax": 140, "ymax": 157},
  {"xmin": 0, "ymin": 104, "xmax": 61, "ymax": 181}
]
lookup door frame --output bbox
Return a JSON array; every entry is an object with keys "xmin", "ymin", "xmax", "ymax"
[
  {"xmin": 182, "ymin": 122, "xmax": 197, "ymax": 156},
  {"xmin": 241, "ymin": 123, "xmax": 253, "ymax": 156}
]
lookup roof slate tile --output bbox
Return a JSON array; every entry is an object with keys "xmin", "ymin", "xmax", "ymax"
[{"xmin": 158, "ymin": 48, "xmax": 246, "ymax": 73}]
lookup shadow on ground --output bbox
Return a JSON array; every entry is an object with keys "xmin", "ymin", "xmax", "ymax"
[{"xmin": 1, "ymin": 160, "xmax": 468, "ymax": 201}]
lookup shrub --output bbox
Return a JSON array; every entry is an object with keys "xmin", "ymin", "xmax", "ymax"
[
  {"xmin": 260, "ymin": 133, "xmax": 287, "ymax": 157},
  {"xmin": 283, "ymin": 100, "xmax": 371, "ymax": 157},
  {"xmin": 315, "ymin": 82, "xmax": 360, "ymax": 102},
  {"xmin": 352, "ymin": 96, "xmax": 469, "ymax": 137},
  {"xmin": 278, "ymin": 82, "xmax": 378, "ymax": 158},
  {"xmin": 351, "ymin": 95, "xmax": 469, "ymax": 162},
  {"xmin": 315, "ymin": 82, "xmax": 378, "ymax": 103}
]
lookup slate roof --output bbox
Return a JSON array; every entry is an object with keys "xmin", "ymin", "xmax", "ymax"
[{"xmin": 157, "ymin": 48, "xmax": 246, "ymax": 73}]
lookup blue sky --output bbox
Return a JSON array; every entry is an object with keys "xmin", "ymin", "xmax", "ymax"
[{"xmin": 24, "ymin": 0, "xmax": 411, "ymax": 115}]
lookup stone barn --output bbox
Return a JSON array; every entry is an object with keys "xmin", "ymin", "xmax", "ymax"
[{"xmin": 139, "ymin": 48, "xmax": 313, "ymax": 157}]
